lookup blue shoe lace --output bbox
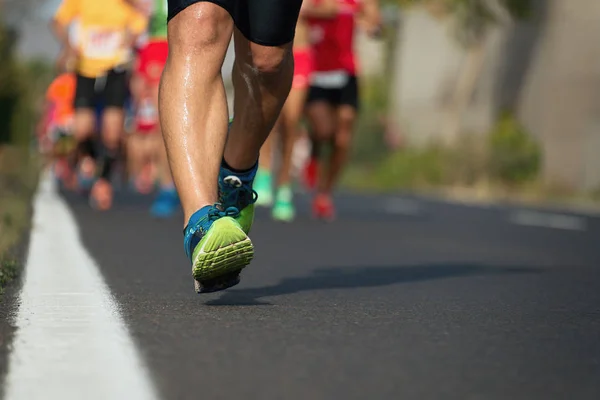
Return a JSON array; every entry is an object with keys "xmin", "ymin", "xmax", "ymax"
[
  {"xmin": 218, "ymin": 175, "xmax": 258, "ymax": 211},
  {"xmin": 183, "ymin": 204, "xmax": 241, "ymax": 262}
]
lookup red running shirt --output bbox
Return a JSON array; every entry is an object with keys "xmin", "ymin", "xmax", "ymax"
[{"xmin": 308, "ymin": 0, "xmax": 361, "ymax": 75}]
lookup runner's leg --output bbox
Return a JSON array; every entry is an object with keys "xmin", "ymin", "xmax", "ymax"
[
  {"xmin": 70, "ymin": 75, "xmax": 97, "ymax": 190},
  {"xmin": 255, "ymin": 127, "xmax": 275, "ymax": 207},
  {"xmin": 271, "ymin": 84, "xmax": 308, "ymax": 221},
  {"xmin": 160, "ymin": 3, "xmax": 233, "ymax": 223},
  {"xmin": 324, "ymin": 104, "xmax": 356, "ymax": 193},
  {"xmin": 305, "ymin": 91, "xmax": 338, "ymax": 220},
  {"xmin": 224, "ymin": 28, "xmax": 294, "ymax": 171},
  {"xmin": 163, "ymin": 0, "xmax": 302, "ymax": 292},
  {"xmin": 91, "ymin": 70, "xmax": 128, "ymax": 210},
  {"xmin": 322, "ymin": 76, "xmax": 359, "ymax": 195}
]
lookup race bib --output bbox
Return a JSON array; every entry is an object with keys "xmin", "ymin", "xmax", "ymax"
[
  {"xmin": 310, "ymin": 70, "xmax": 350, "ymax": 89},
  {"xmin": 137, "ymin": 99, "xmax": 158, "ymax": 125},
  {"xmin": 82, "ymin": 28, "xmax": 123, "ymax": 59},
  {"xmin": 309, "ymin": 25, "xmax": 325, "ymax": 45}
]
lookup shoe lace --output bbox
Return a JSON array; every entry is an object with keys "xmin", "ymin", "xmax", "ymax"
[
  {"xmin": 185, "ymin": 203, "xmax": 240, "ymax": 240},
  {"xmin": 219, "ymin": 175, "xmax": 258, "ymax": 210},
  {"xmin": 207, "ymin": 204, "xmax": 240, "ymax": 221},
  {"xmin": 184, "ymin": 203, "xmax": 239, "ymax": 262}
]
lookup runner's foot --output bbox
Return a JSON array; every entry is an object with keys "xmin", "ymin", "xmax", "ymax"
[
  {"xmin": 253, "ymin": 168, "xmax": 273, "ymax": 207},
  {"xmin": 218, "ymin": 161, "xmax": 258, "ymax": 234},
  {"xmin": 312, "ymin": 193, "xmax": 335, "ymax": 222},
  {"xmin": 150, "ymin": 186, "xmax": 180, "ymax": 218},
  {"xmin": 272, "ymin": 184, "xmax": 295, "ymax": 222},
  {"xmin": 184, "ymin": 204, "xmax": 254, "ymax": 293}
]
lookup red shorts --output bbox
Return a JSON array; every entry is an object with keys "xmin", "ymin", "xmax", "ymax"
[
  {"xmin": 292, "ymin": 48, "xmax": 313, "ymax": 90},
  {"xmin": 136, "ymin": 39, "xmax": 169, "ymax": 85}
]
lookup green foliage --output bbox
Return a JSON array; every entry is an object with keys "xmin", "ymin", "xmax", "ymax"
[
  {"xmin": 0, "ymin": 257, "xmax": 20, "ymax": 294},
  {"xmin": 0, "ymin": 22, "xmax": 54, "ymax": 147},
  {"xmin": 351, "ymin": 76, "xmax": 391, "ymax": 164},
  {"xmin": 345, "ymin": 106, "xmax": 540, "ymax": 191},
  {"xmin": 0, "ymin": 146, "xmax": 40, "ymax": 272},
  {"xmin": 488, "ymin": 113, "xmax": 540, "ymax": 185},
  {"xmin": 377, "ymin": 145, "xmax": 447, "ymax": 188}
]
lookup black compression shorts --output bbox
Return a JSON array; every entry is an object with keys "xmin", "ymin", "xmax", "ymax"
[
  {"xmin": 74, "ymin": 69, "xmax": 129, "ymax": 110},
  {"xmin": 167, "ymin": 0, "xmax": 304, "ymax": 46},
  {"xmin": 307, "ymin": 75, "xmax": 360, "ymax": 110}
]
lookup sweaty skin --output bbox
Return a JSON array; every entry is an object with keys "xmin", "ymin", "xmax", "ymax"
[
  {"xmin": 159, "ymin": 3, "xmax": 295, "ymax": 225},
  {"xmin": 258, "ymin": 0, "xmax": 337, "ymax": 184}
]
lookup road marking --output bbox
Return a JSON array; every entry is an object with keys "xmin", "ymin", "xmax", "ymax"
[
  {"xmin": 509, "ymin": 210, "xmax": 586, "ymax": 231},
  {"xmin": 4, "ymin": 174, "xmax": 159, "ymax": 400},
  {"xmin": 383, "ymin": 198, "xmax": 421, "ymax": 215}
]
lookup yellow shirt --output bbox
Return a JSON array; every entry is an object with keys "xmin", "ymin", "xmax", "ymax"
[{"xmin": 54, "ymin": 0, "xmax": 148, "ymax": 78}]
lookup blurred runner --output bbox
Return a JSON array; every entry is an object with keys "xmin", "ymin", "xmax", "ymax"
[
  {"xmin": 125, "ymin": 0, "xmax": 155, "ymax": 194},
  {"xmin": 305, "ymin": 0, "xmax": 381, "ymax": 221},
  {"xmin": 37, "ymin": 61, "xmax": 76, "ymax": 181},
  {"xmin": 46, "ymin": 72, "xmax": 77, "ymax": 179},
  {"xmin": 129, "ymin": 0, "xmax": 180, "ymax": 217},
  {"xmin": 254, "ymin": 0, "xmax": 337, "ymax": 222},
  {"xmin": 51, "ymin": 0, "xmax": 148, "ymax": 210},
  {"xmin": 160, "ymin": 0, "xmax": 303, "ymax": 292}
]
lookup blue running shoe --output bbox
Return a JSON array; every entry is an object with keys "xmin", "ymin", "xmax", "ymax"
[
  {"xmin": 150, "ymin": 187, "xmax": 180, "ymax": 218},
  {"xmin": 218, "ymin": 163, "xmax": 258, "ymax": 235},
  {"xmin": 184, "ymin": 204, "xmax": 254, "ymax": 293}
]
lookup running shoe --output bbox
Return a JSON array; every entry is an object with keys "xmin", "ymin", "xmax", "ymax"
[
  {"xmin": 184, "ymin": 204, "xmax": 254, "ymax": 293},
  {"xmin": 272, "ymin": 184, "xmax": 295, "ymax": 222},
  {"xmin": 150, "ymin": 186, "xmax": 180, "ymax": 218},
  {"xmin": 218, "ymin": 163, "xmax": 258, "ymax": 235},
  {"xmin": 312, "ymin": 193, "xmax": 335, "ymax": 222},
  {"xmin": 253, "ymin": 168, "xmax": 273, "ymax": 207}
]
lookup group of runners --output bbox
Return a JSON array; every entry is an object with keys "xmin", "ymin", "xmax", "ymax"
[
  {"xmin": 39, "ymin": 0, "xmax": 381, "ymax": 221},
  {"xmin": 38, "ymin": 0, "xmax": 381, "ymax": 292},
  {"xmin": 40, "ymin": 0, "xmax": 177, "ymax": 216}
]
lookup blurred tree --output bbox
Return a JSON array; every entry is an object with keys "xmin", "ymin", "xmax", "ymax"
[
  {"xmin": 0, "ymin": 22, "xmax": 19, "ymax": 146},
  {"xmin": 2, "ymin": 0, "xmax": 48, "ymax": 21},
  {"xmin": 391, "ymin": 0, "xmax": 532, "ymax": 143}
]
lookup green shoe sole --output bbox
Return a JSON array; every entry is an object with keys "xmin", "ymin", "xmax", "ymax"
[{"xmin": 192, "ymin": 217, "xmax": 254, "ymax": 281}]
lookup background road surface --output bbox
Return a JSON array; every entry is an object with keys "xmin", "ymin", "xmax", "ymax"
[{"xmin": 1, "ymin": 180, "xmax": 599, "ymax": 399}]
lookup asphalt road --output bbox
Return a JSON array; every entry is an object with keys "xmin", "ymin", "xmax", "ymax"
[{"xmin": 2, "ymin": 187, "xmax": 600, "ymax": 399}]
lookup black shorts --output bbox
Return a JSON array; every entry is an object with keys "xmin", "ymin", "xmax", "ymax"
[
  {"xmin": 167, "ymin": 0, "xmax": 303, "ymax": 46},
  {"xmin": 307, "ymin": 75, "xmax": 360, "ymax": 110},
  {"xmin": 74, "ymin": 69, "xmax": 129, "ymax": 110}
]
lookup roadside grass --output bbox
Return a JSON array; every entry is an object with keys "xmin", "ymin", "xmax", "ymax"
[{"xmin": 0, "ymin": 146, "xmax": 39, "ymax": 295}]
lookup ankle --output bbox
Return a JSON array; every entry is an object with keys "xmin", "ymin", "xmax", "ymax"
[{"xmin": 222, "ymin": 158, "xmax": 258, "ymax": 175}]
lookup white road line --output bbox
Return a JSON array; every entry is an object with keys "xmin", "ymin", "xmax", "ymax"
[
  {"xmin": 509, "ymin": 210, "xmax": 586, "ymax": 231},
  {"xmin": 382, "ymin": 198, "xmax": 421, "ymax": 215},
  {"xmin": 4, "ymin": 174, "xmax": 159, "ymax": 400}
]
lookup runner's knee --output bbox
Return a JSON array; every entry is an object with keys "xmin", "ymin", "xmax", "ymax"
[
  {"xmin": 244, "ymin": 45, "xmax": 292, "ymax": 77},
  {"xmin": 307, "ymin": 105, "xmax": 336, "ymax": 142},
  {"xmin": 335, "ymin": 128, "xmax": 353, "ymax": 149},
  {"xmin": 168, "ymin": 3, "xmax": 232, "ymax": 55},
  {"xmin": 102, "ymin": 109, "xmax": 124, "ymax": 151}
]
